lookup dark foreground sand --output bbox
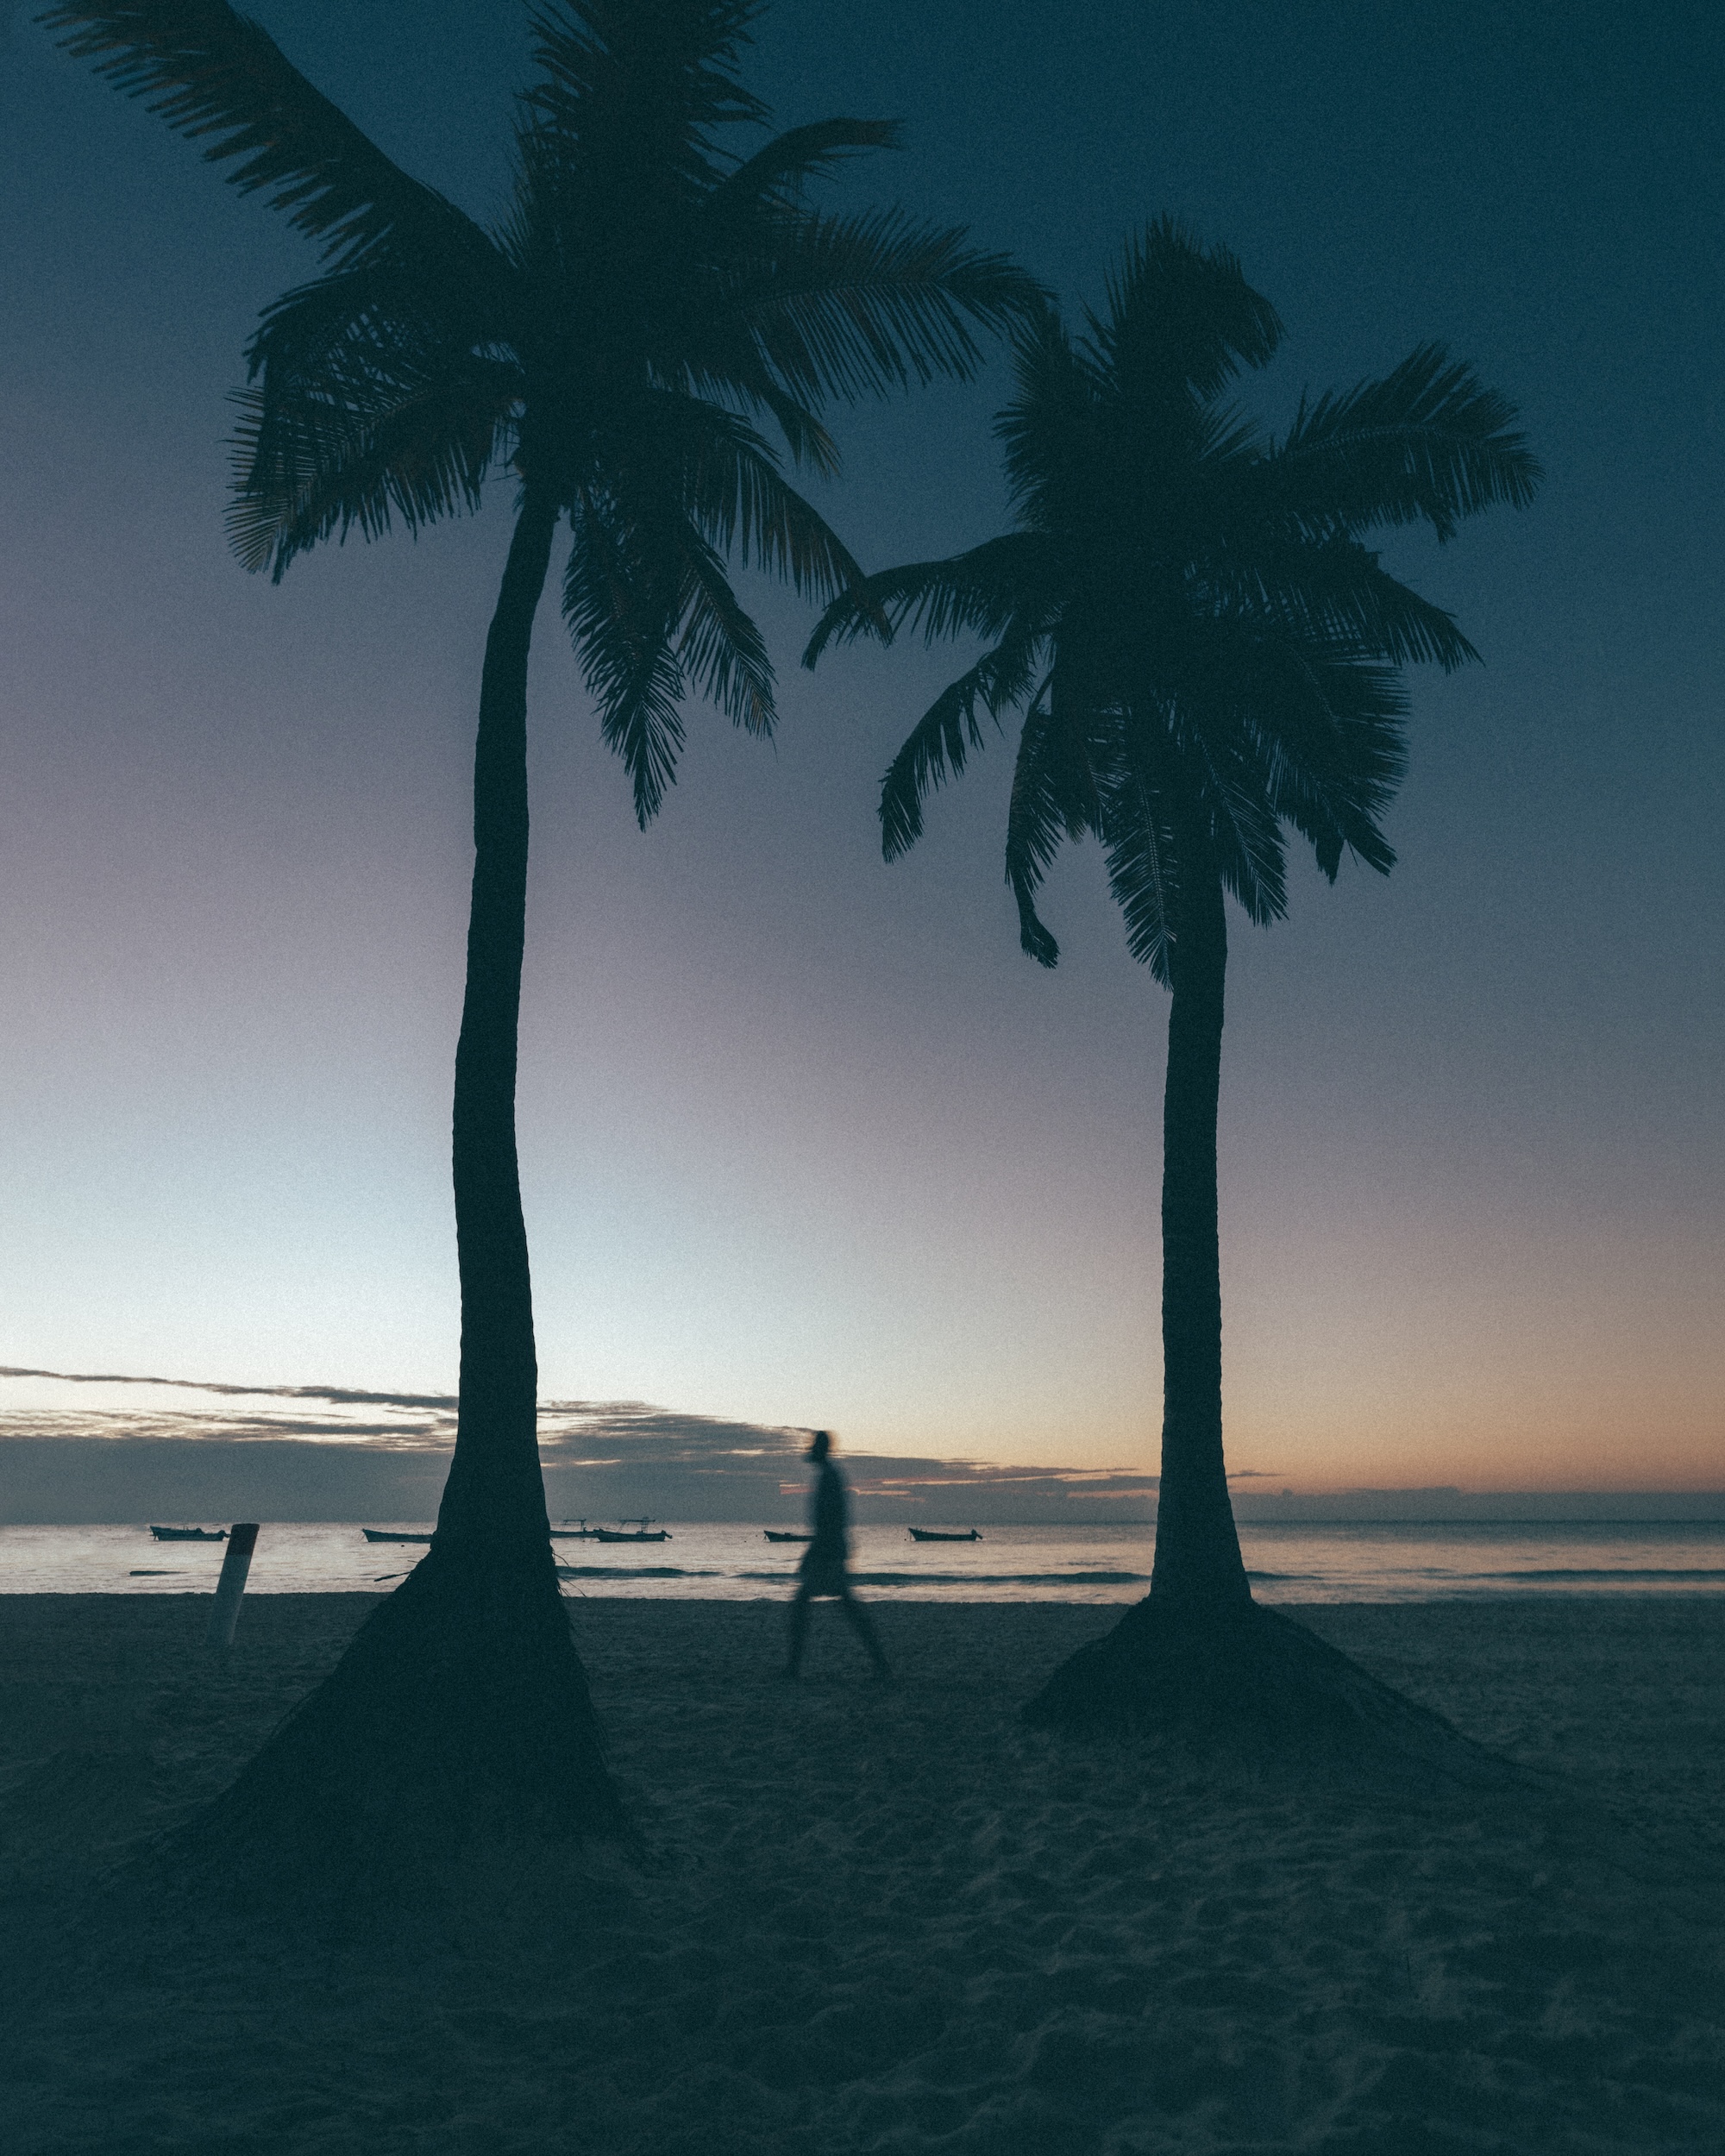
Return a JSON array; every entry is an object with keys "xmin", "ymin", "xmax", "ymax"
[{"xmin": 0, "ymin": 1595, "xmax": 1721, "ymax": 2155}]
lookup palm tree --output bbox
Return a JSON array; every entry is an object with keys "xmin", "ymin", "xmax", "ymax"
[
  {"xmin": 807, "ymin": 221, "xmax": 1539, "ymax": 1741},
  {"xmin": 47, "ymin": 0, "xmax": 1038, "ymax": 1849}
]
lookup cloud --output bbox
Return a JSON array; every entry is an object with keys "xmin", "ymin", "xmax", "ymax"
[
  {"xmin": 0, "ymin": 1364, "xmax": 458, "ymax": 1411},
  {"xmin": 0, "ymin": 1366, "xmax": 1157, "ymax": 1523},
  {"xmin": 3, "ymin": 1370, "xmax": 1716, "ymax": 1526}
]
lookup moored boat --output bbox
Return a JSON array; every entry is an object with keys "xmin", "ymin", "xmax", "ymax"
[
  {"xmin": 763, "ymin": 1531, "xmax": 812, "ymax": 1543},
  {"xmin": 149, "ymin": 1525, "xmax": 226, "ymax": 1542},
  {"xmin": 361, "ymin": 1528, "xmax": 433, "ymax": 1544},
  {"xmin": 592, "ymin": 1527, "xmax": 671, "ymax": 1543},
  {"xmin": 907, "ymin": 1527, "xmax": 981, "ymax": 1542}
]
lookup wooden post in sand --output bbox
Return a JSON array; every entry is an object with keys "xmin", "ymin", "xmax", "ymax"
[{"xmin": 205, "ymin": 1523, "xmax": 260, "ymax": 1648}]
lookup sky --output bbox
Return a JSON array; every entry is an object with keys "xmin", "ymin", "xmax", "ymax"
[{"xmin": 1, "ymin": 0, "xmax": 1722, "ymax": 1511}]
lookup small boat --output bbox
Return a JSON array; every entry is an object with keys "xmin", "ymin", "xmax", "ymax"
[
  {"xmin": 592, "ymin": 1527, "xmax": 671, "ymax": 1543},
  {"xmin": 361, "ymin": 1528, "xmax": 433, "ymax": 1544},
  {"xmin": 907, "ymin": 1527, "xmax": 981, "ymax": 1542},
  {"xmin": 763, "ymin": 1531, "xmax": 812, "ymax": 1543},
  {"xmin": 550, "ymin": 1520, "xmax": 605, "ymax": 1539},
  {"xmin": 149, "ymin": 1525, "xmax": 226, "ymax": 1542}
]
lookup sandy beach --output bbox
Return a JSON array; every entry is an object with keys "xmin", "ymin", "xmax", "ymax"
[{"xmin": 1, "ymin": 1594, "xmax": 1721, "ymax": 2154}]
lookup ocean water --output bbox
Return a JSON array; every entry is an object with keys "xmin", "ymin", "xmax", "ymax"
[{"xmin": 2, "ymin": 1519, "xmax": 1722, "ymax": 1601}]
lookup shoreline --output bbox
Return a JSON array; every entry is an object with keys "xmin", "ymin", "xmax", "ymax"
[
  {"xmin": 2, "ymin": 1596, "xmax": 1721, "ymax": 2153},
  {"xmin": 6, "ymin": 1514, "xmax": 1724, "ymax": 1605}
]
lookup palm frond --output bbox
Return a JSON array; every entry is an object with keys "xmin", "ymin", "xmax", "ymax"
[
  {"xmin": 665, "ymin": 395, "xmax": 869, "ymax": 605},
  {"xmin": 526, "ymin": 0, "xmax": 769, "ymax": 159},
  {"xmin": 42, "ymin": 0, "xmax": 499, "ymax": 276},
  {"xmin": 563, "ymin": 486, "xmax": 687, "ymax": 826},
  {"xmin": 706, "ymin": 117, "xmax": 900, "ymax": 215},
  {"xmin": 241, "ymin": 244, "xmax": 515, "ymax": 392},
  {"xmin": 804, "ymin": 536, "xmax": 1046, "ymax": 667},
  {"xmin": 228, "ymin": 351, "xmax": 514, "ymax": 578},
  {"xmin": 1236, "ymin": 645, "xmax": 1407, "ymax": 877},
  {"xmin": 728, "ymin": 206, "xmax": 1043, "ymax": 404},
  {"xmin": 1208, "ymin": 531, "xmax": 1480, "ymax": 672},
  {"xmin": 669, "ymin": 314, "xmax": 837, "ymax": 464},
  {"xmin": 675, "ymin": 535, "xmax": 775, "ymax": 733},
  {"xmin": 1192, "ymin": 738, "xmax": 1289, "ymax": 926},
  {"xmin": 1086, "ymin": 216, "xmax": 1281, "ymax": 403},
  {"xmin": 1271, "ymin": 344, "xmax": 1541, "ymax": 542},
  {"xmin": 226, "ymin": 259, "xmax": 519, "ymax": 576},
  {"xmin": 562, "ymin": 402, "xmax": 826, "ymax": 800},
  {"xmin": 879, "ymin": 634, "xmax": 1042, "ymax": 861},
  {"xmin": 1094, "ymin": 730, "xmax": 1180, "ymax": 984},
  {"xmin": 1003, "ymin": 684, "xmax": 1099, "ymax": 966},
  {"xmin": 750, "ymin": 383, "xmax": 841, "ymax": 476},
  {"xmin": 994, "ymin": 304, "xmax": 1100, "ymax": 530}
]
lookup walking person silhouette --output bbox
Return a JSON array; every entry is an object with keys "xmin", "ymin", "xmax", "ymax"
[{"xmin": 785, "ymin": 1431, "xmax": 890, "ymax": 1678}]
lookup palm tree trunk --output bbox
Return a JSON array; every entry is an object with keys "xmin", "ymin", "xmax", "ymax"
[
  {"xmin": 435, "ymin": 489, "xmax": 559, "ymax": 1551},
  {"xmin": 1150, "ymin": 867, "xmax": 1251, "ymax": 1603},
  {"xmin": 191, "ymin": 494, "xmax": 630, "ymax": 1860},
  {"xmin": 1024, "ymin": 871, "xmax": 1503, "ymax": 1764},
  {"xmin": 1019, "ymin": 861, "xmax": 1258, "ymax": 1730}
]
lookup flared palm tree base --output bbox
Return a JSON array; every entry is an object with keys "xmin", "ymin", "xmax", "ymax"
[
  {"xmin": 1024, "ymin": 1597, "xmax": 1520, "ymax": 1785},
  {"xmin": 183, "ymin": 1550, "xmax": 630, "ymax": 1869}
]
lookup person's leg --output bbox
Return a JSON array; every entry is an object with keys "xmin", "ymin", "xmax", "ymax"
[
  {"xmin": 785, "ymin": 1584, "xmax": 812, "ymax": 1676},
  {"xmin": 839, "ymin": 1586, "xmax": 890, "ymax": 1676}
]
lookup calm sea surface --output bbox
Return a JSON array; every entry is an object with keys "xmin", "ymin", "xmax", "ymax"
[{"xmin": 3, "ymin": 1520, "xmax": 1722, "ymax": 1601}]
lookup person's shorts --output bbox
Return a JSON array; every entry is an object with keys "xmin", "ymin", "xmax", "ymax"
[{"xmin": 799, "ymin": 1557, "xmax": 849, "ymax": 1600}]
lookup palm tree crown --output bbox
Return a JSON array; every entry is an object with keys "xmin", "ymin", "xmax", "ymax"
[
  {"xmin": 809, "ymin": 216, "xmax": 1538, "ymax": 970},
  {"xmin": 52, "ymin": 0, "xmax": 1036, "ymax": 824}
]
